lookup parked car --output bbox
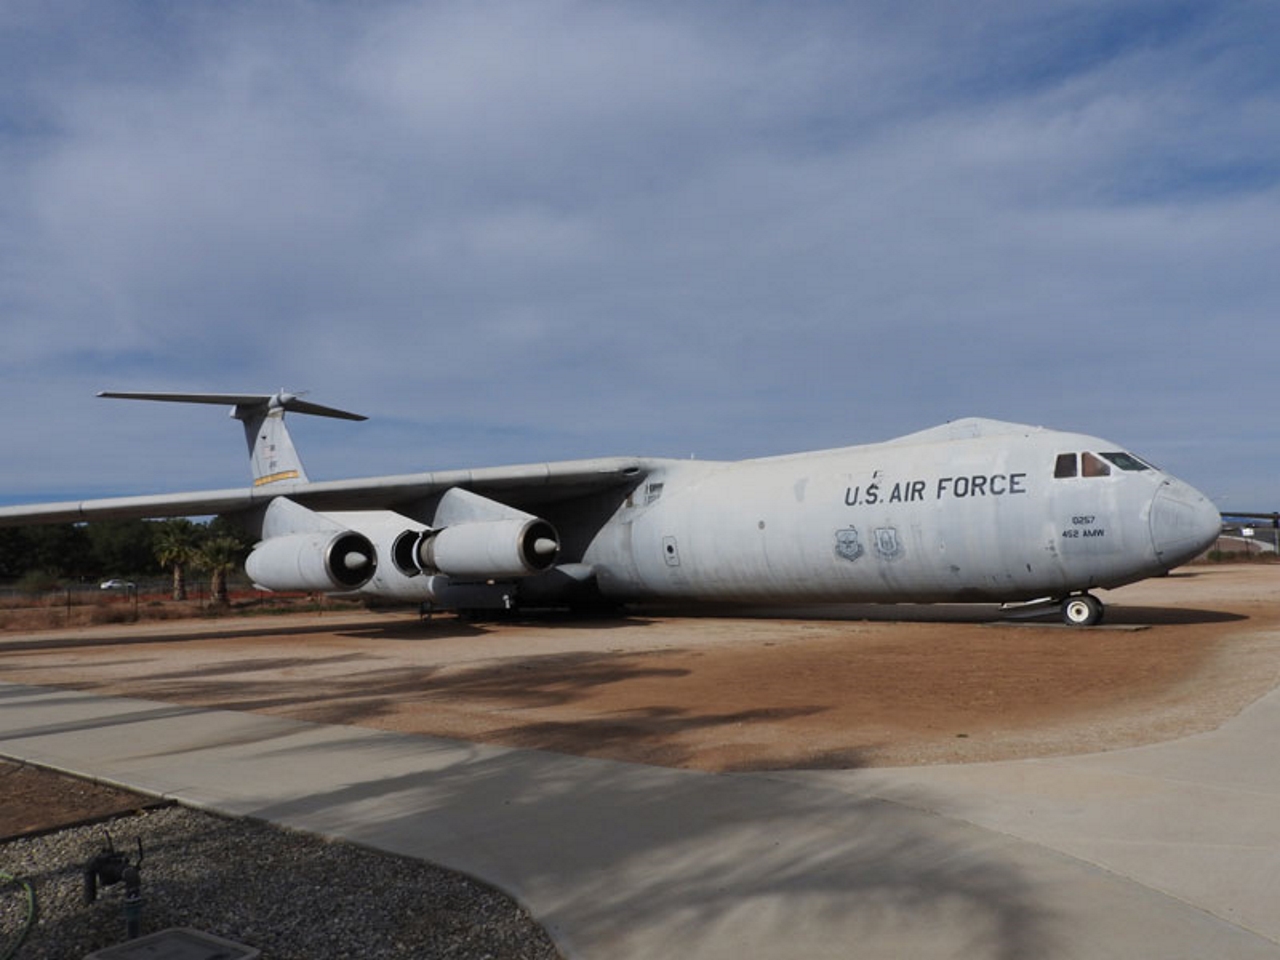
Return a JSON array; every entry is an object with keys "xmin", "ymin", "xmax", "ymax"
[{"xmin": 99, "ymin": 579, "xmax": 135, "ymax": 590}]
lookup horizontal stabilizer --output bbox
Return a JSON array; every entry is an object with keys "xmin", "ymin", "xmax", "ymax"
[
  {"xmin": 98, "ymin": 391, "xmax": 367, "ymax": 421},
  {"xmin": 100, "ymin": 390, "xmax": 366, "ymax": 486}
]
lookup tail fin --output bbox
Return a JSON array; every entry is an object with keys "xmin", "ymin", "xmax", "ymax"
[{"xmin": 99, "ymin": 391, "xmax": 366, "ymax": 486}]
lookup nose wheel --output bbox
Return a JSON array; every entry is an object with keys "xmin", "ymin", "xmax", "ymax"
[{"xmin": 1062, "ymin": 593, "xmax": 1104, "ymax": 626}]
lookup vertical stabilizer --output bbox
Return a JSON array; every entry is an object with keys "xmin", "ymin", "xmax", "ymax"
[
  {"xmin": 99, "ymin": 390, "xmax": 367, "ymax": 486},
  {"xmin": 237, "ymin": 397, "xmax": 309, "ymax": 486}
]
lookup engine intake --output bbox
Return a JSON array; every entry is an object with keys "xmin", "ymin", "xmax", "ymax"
[{"xmin": 417, "ymin": 518, "xmax": 559, "ymax": 580}]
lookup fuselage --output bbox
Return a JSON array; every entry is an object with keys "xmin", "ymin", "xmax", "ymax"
[{"xmin": 581, "ymin": 419, "xmax": 1220, "ymax": 605}]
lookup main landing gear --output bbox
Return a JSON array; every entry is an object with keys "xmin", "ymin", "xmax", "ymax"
[{"xmin": 1061, "ymin": 593, "xmax": 1104, "ymax": 627}]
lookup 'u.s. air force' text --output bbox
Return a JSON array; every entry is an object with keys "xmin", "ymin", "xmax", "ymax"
[{"xmin": 844, "ymin": 473, "xmax": 1028, "ymax": 506}]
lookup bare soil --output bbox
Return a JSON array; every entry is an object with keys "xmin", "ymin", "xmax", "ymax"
[
  {"xmin": 2, "ymin": 565, "xmax": 1278, "ymax": 835},
  {"xmin": 0, "ymin": 760, "xmax": 159, "ymax": 839}
]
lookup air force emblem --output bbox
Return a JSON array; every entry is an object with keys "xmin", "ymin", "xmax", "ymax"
[
  {"xmin": 874, "ymin": 526, "xmax": 904, "ymax": 561},
  {"xmin": 835, "ymin": 526, "xmax": 864, "ymax": 562}
]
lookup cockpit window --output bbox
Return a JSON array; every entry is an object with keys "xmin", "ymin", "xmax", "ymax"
[
  {"xmin": 1056, "ymin": 451, "xmax": 1147, "ymax": 479},
  {"xmin": 1100, "ymin": 451, "xmax": 1151, "ymax": 471},
  {"xmin": 1082, "ymin": 452, "xmax": 1111, "ymax": 477}
]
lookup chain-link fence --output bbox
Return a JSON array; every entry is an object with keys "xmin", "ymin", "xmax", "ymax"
[{"xmin": 1215, "ymin": 515, "xmax": 1280, "ymax": 558}]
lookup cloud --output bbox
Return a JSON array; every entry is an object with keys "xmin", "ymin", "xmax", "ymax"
[{"xmin": 1, "ymin": 1, "xmax": 1277, "ymax": 505}]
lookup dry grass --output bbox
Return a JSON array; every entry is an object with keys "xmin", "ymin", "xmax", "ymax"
[{"xmin": 0, "ymin": 591, "xmax": 356, "ymax": 632}]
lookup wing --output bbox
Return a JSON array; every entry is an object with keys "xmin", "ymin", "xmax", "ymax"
[
  {"xmin": 0, "ymin": 457, "xmax": 649, "ymax": 526},
  {"xmin": 0, "ymin": 392, "xmax": 662, "ymax": 608}
]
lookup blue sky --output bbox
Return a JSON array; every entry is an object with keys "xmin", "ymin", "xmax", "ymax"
[{"xmin": 1, "ymin": 1, "xmax": 1277, "ymax": 509}]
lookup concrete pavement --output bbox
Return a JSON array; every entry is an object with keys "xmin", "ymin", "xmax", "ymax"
[{"xmin": 2, "ymin": 679, "xmax": 1277, "ymax": 959}]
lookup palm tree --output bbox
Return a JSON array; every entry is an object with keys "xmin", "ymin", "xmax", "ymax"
[
  {"xmin": 153, "ymin": 519, "xmax": 203, "ymax": 601},
  {"xmin": 197, "ymin": 533, "xmax": 250, "ymax": 605}
]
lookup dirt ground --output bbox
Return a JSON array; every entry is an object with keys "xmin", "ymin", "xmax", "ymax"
[
  {"xmin": 0, "ymin": 760, "xmax": 160, "ymax": 838},
  {"xmin": 2, "ymin": 564, "xmax": 1279, "ymax": 834}
]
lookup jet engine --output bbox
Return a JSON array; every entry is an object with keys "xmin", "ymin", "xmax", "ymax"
[
  {"xmin": 416, "ymin": 518, "xmax": 560, "ymax": 580},
  {"xmin": 245, "ymin": 530, "xmax": 376, "ymax": 592},
  {"xmin": 245, "ymin": 495, "xmax": 561, "ymax": 603}
]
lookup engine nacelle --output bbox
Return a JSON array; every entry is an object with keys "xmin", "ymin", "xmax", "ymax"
[
  {"xmin": 417, "ymin": 518, "xmax": 559, "ymax": 580},
  {"xmin": 245, "ymin": 530, "xmax": 377, "ymax": 592}
]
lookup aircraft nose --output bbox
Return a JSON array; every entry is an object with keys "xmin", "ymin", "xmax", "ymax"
[{"xmin": 1149, "ymin": 480, "xmax": 1221, "ymax": 568}]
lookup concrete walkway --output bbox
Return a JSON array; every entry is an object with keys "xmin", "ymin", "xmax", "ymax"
[{"xmin": 2, "ymin": 680, "xmax": 1277, "ymax": 959}]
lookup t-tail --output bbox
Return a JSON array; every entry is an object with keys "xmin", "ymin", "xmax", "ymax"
[{"xmin": 98, "ymin": 391, "xmax": 366, "ymax": 486}]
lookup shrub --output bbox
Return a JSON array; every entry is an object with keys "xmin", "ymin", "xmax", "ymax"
[{"xmin": 16, "ymin": 570, "xmax": 62, "ymax": 594}]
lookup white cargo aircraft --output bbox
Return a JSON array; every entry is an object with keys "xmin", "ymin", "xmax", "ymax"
[{"xmin": 0, "ymin": 392, "xmax": 1220, "ymax": 625}]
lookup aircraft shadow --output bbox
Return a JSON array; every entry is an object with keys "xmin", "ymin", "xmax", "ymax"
[
  {"xmin": 1, "ymin": 646, "xmax": 860, "ymax": 772},
  {"xmin": 338, "ymin": 611, "xmax": 659, "ymax": 643},
  {"xmin": 643, "ymin": 602, "xmax": 1247, "ymax": 627},
  {"xmin": 1096, "ymin": 606, "xmax": 1247, "ymax": 626}
]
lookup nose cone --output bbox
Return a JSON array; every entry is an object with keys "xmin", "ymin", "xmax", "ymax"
[{"xmin": 1150, "ymin": 480, "xmax": 1220, "ymax": 569}]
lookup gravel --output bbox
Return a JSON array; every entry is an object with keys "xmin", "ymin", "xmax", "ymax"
[{"xmin": 0, "ymin": 805, "xmax": 561, "ymax": 959}]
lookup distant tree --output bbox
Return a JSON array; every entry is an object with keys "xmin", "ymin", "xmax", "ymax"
[
  {"xmin": 154, "ymin": 519, "xmax": 204, "ymax": 600},
  {"xmin": 0, "ymin": 528, "xmax": 31, "ymax": 581},
  {"xmin": 24, "ymin": 525, "xmax": 92, "ymax": 579},
  {"xmin": 1, "ymin": 519, "xmax": 161, "ymax": 584},
  {"xmin": 86, "ymin": 520, "xmax": 160, "ymax": 579}
]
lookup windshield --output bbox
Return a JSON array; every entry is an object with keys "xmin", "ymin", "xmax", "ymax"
[
  {"xmin": 1054, "ymin": 450, "xmax": 1153, "ymax": 479},
  {"xmin": 1100, "ymin": 451, "xmax": 1151, "ymax": 472}
]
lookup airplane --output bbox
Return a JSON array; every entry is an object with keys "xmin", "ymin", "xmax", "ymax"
[{"xmin": 0, "ymin": 391, "xmax": 1222, "ymax": 626}]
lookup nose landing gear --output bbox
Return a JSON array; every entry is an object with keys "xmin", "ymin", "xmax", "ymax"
[{"xmin": 1062, "ymin": 593, "xmax": 1104, "ymax": 626}]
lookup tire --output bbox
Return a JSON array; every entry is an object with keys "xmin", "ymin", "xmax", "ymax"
[{"xmin": 1062, "ymin": 594, "xmax": 1103, "ymax": 626}]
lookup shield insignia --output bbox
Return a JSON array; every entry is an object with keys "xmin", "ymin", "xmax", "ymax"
[
  {"xmin": 874, "ymin": 526, "xmax": 904, "ymax": 561},
  {"xmin": 835, "ymin": 527, "xmax": 864, "ymax": 562}
]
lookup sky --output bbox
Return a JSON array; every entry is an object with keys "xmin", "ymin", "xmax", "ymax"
[{"xmin": 1, "ymin": 1, "xmax": 1277, "ymax": 510}]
